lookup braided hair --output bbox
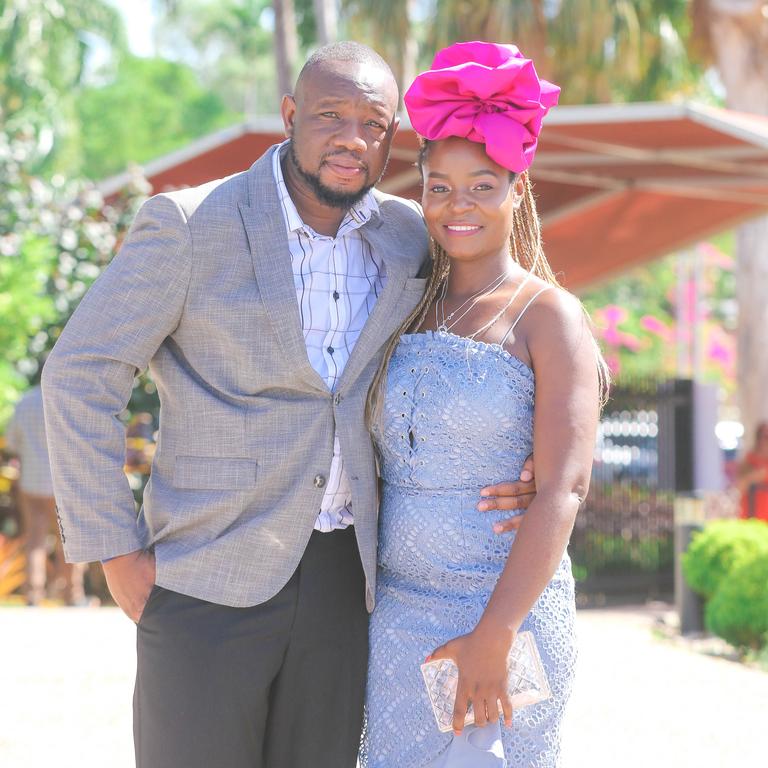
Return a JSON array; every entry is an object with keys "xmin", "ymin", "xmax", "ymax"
[{"xmin": 366, "ymin": 139, "xmax": 609, "ymax": 427}]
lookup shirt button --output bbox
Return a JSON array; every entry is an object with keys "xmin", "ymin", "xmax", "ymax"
[
  {"xmin": 333, "ymin": 290, "xmax": 340, "ymax": 300},
  {"xmin": 327, "ymin": 346, "xmax": 334, "ymax": 354},
  {"xmin": 314, "ymin": 474, "xmax": 327, "ymax": 488}
]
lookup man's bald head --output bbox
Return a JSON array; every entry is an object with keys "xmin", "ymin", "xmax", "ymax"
[{"xmin": 295, "ymin": 41, "xmax": 398, "ymax": 98}]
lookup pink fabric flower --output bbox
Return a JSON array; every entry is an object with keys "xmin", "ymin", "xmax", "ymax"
[{"xmin": 404, "ymin": 41, "xmax": 560, "ymax": 173}]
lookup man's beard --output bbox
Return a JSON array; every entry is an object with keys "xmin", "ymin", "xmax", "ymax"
[{"xmin": 288, "ymin": 141, "xmax": 381, "ymax": 209}]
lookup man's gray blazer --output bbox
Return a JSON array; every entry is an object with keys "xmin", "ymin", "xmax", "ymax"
[{"xmin": 42, "ymin": 145, "xmax": 428, "ymax": 610}]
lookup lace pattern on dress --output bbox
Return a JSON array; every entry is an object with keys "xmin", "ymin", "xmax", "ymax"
[{"xmin": 361, "ymin": 331, "xmax": 577, "ymax": 768}]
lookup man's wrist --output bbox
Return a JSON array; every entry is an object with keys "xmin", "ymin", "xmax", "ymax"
[{"xmin": 101, "ymin": 549, "xmax": 143, "ymax": 566}]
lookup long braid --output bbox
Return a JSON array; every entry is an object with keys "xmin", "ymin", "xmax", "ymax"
[
  {"xmin": 513, "ymin": 175, "xmax": 560, "ymax": 286},
  {"xmin": 366, "ymin": 238, "xmax": 450, "ymax": 427},
  {"xmin": 515, "ymin": 174, "xmax": 611, "ymax": 406},
  {"xmin": 367, "ymin": 143, "xmax": 610, "ymax": 427}
]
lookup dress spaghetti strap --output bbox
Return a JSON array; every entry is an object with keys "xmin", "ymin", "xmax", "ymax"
[{"xmin": 499, "ymin": 286, "xmax": 552, "ymax": 347}]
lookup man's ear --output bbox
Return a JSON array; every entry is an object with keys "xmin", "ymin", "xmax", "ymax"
[{"xmin": 281, "ymin": 94, "xmax": 297, "ymax": 138}]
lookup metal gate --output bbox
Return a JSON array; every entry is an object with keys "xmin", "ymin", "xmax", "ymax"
[{"xmin": 570, "ymin": 379, "xmax": 689, "ymax": 602}]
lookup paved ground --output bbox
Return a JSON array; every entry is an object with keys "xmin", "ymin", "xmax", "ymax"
[{"xmin": 1, "ymin": 605, "xmax": 766, "ymax": 767}]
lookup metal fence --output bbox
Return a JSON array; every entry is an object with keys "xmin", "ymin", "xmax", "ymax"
[{"xmin": 571, "ymin": 379, "xmax": 683, "ymax": 602}]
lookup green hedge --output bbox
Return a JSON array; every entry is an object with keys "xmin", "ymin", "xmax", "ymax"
[
  {"xmin": 682, "ymin": 519, "xmax": 768, "ymax": 599},
  {"xmin": 706, "ymin": 554, "xmax": 768, "ymax": 650},
  {"xmin": 682, "ymin": 519, "xmax": 768, "ymax": 651}
]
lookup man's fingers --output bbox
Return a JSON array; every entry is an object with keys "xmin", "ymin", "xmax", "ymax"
[
  {"xmin": 479, "ymin": 492, "xmax": 536, "ymax": 512},
  {"xmin": 520, "ymin": 453, "xmax": 534, "ymax": 482},
  {"xmin": 491, "ymin": 515, "xmax": 524, "ymax": 534},
  {"xmin": 480, "ymin": 480, "xmax": 535, "ymax": 499}
]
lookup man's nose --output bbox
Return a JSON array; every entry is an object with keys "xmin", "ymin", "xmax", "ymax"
[{"xmin": 332, "ymin": 120, "xmax": 367, "ymax": 153}]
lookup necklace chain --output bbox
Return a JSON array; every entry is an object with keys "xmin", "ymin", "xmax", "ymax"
[
  {"xmin": 435, "ymin": 271, "xmax": 533, "ymax": 339},
  {"xmin": 436, "ymin": 272, "xmax": 507, "ymax": 333}
]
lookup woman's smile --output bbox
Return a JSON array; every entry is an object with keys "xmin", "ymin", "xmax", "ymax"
[{"xmin": 443, "ymin": 223, "xmax": 483, "ymax": 236}]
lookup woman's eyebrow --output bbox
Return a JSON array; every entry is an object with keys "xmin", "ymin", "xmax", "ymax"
[{"xmin": 426, "ymin": 169, "xmax": 500, "ymax": 179}]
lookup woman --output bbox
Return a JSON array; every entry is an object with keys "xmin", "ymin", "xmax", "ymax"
[
  {"xmin": 361, "ymin": 42, "xmax": 608, "ymax": 767},
  {"xmin": 737, "ymin": 422, "xmax": 768, "ymax": 521}
]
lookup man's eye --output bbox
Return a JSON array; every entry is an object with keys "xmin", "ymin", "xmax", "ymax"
[
  {"xmin": 320, "ymin": 112, "xmax": 339, "ymax": 118},
  {"xmin": 366, "ymin": 120, "xmax": 386, "ymax": 130},
  {"xmin": 429, "ymin": 185, "xmax": 449, "ymax": 193}
]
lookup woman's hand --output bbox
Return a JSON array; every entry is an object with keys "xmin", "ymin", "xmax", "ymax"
[{"xmin": 428, "ymin": 622, "xmax": 516, "ymax": 734}]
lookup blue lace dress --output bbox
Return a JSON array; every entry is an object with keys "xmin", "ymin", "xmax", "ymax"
[{"xmin": 361, "ymin": 331, "xmax": 577, "ymax": 768}]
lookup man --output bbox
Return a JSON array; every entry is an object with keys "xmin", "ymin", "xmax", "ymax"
[
  {"xmin": 6, "ymin": 384, "xmax": 87, "ymax": 606},
  {"xmin": 42, "ymin": 42, "xmax": 533, "ymax": 768}
]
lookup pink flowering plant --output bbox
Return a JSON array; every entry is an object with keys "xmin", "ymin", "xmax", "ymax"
[{"xmin": 581, "ymin": 238, "xmax": 736, "ymax": 389}]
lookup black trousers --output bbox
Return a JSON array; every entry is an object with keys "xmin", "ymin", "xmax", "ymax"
[{"xmin": 134, "ymin": 528, "xmax": 369, "ymax": 768}]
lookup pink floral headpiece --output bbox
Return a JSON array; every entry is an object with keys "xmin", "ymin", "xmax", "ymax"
[{"xmin": 404, "ymin": 41, "xmax": 560, "ymax": 173}]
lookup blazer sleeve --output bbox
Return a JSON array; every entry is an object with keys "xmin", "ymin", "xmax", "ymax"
[{"xmin": 41, "ymin": 194, "xmax": 191, "ymax": 563}]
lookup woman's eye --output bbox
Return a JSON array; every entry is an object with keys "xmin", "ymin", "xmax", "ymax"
[
  {"xmin": 474, "ymin": 183, "xmax": 493, "ymax": 191},
  {"xmin": 429, "ymin": 185, "xmax": 449, "ymax": 193}
]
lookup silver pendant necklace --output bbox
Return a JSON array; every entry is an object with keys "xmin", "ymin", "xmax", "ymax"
[{"xmin": 436, "ymin": 271, "xmax": 508, "ymax": 333}]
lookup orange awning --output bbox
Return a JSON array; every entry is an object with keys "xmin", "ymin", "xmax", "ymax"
[{"xmin": 100, "ymin": 102, "xmax": 768, "ymax": 290}]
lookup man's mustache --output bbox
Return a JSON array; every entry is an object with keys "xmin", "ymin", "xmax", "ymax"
[{"xmin": 320, "ymin": 152, "xmax": 369, "ymax": 172}]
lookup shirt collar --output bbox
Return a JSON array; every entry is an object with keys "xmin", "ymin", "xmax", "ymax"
[{"xmin": 272, "ymin": 140, "xmax": 379, "ymax": 238}]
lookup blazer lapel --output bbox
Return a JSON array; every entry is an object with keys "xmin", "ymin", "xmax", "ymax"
[
  {"xmin": 337, "ymin": 209, "xmax": 428, "ymax": 392},
  {"xmin": 238, "ymin": 149, "xmax": 329, "ymax": 394}
]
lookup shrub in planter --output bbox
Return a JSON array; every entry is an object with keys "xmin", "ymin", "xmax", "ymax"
[
  {"xmin": 682, "ymin": 519, "xmax": 768, "ymax": 599},
  {"xmin": 705, "ymin": 554, "xmax": 768, "ymax": 650}
]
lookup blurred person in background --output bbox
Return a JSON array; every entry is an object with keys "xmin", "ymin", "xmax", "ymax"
[
  {"xmin": 5, "ymin": 384, "xmax": 87, "ymax": 605},
  {"xmin": 737, "ymin": 421, "xmax": 768, "ymax": 522}
]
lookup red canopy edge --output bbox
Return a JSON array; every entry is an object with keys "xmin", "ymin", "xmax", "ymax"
[{"xmin": 99, "ymin": 103, "xmax": 768, "ymax": 290}]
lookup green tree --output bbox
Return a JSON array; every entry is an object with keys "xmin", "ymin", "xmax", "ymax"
[
  {"xmin": 0, "ymin": 127, "xmax": 147, "ymax": 425},
  {"xmin": 155, "ymin": 0, "xmax": 277, "ymax": 115},
  {"xmin": 77, "ymin": 54, "xmax": 238, "ymax": 179},
  {"xmin": 0, "ymin": 0, "xmax": 126, "ymax": 173},
  {"xmin": 0, "ymin": 123, "xmax": 55, "ymax": 423},
  {"xmin": 0, "ymin": 3, "xmax": 148, "ymax": 423},
  {"xmin": 425, "ymin": 0, "xmax": 700, "ymax": 104},
  {"xmin": 155, "ymin": 0, "xmax": 342, "ymax": 112},
  {"xmin": 342, "ymin": 0, "xmax": 420, "ymax": 99},
  {"xmin": 338, "ymin": 1, "xmax": 702, "ymax": 108}
]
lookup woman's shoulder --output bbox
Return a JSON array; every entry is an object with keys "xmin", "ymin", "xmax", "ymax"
[
  {"xmin": 514, "ymin": 278, "xmax": 584, "ymax": 332},
  {"xmin": 514, "ymin": 280, "xmax": 599, "ymax": 377}
]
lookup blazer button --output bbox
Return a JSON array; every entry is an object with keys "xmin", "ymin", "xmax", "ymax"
[
  {"xmin": 314, "ymin": 474, "xmax": 327, "ymax": 488},
  {"xmin": 333, "ymin": 392, "xmax": 342, "ymax": 405}
]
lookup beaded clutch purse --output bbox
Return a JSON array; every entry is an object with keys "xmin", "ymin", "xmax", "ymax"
[{"xmin": 419, "ymin": 631, "xmax": 551, "ymax": 733}]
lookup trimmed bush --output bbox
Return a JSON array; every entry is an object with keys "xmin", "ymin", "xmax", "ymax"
[
  {"xmin": 682, "ymin": 519, "xmax": 768, "ymax": 599},
  {"xmin": 706, "ymin": 554, "xmax": 768, "ymax": 650}
]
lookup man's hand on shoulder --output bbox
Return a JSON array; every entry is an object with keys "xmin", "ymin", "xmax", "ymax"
[
  {"xmin": 476, "ymin": 454, "xmax": 536, "ymax": 534},
  {"xmin": 102, "ymin": 550, "xmax": 156, "ymax": 623}
]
